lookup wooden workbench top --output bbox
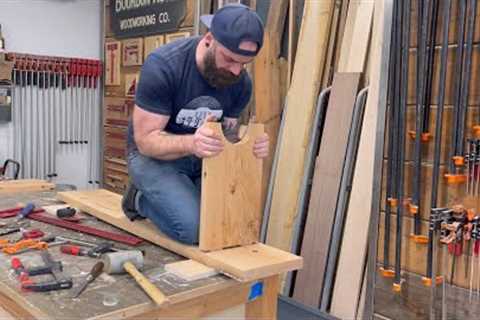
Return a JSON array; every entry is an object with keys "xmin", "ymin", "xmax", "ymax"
[{"xmin": 0, "ymin": 190, "xmax": 237, "ymax": 319}]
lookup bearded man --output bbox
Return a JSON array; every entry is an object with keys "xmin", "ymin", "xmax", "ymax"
[{"xmin": 122, "ymin": 4, "xmax": 269, "ymax": 244}]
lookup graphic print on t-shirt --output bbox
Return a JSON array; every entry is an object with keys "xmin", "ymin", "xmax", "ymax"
[{"xmin": 176, "ymin": 96, "xmax": 223, "ymax": 129}]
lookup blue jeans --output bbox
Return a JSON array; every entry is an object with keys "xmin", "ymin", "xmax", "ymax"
[{"xmin": 127, "ymin": 151, "xmax": 202, "ymax": 245}]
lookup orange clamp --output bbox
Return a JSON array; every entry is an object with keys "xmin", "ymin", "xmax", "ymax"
[
  {"xmin": 444, "ymin": 173, "xmax": 467, "ymax": 184},
  {"xmin": 473, "ymin": 125, "xmax": 480, "ymax": 138},
  {"xmin": 409, "ymin": 204, "xmax": 419, "ymax": 215},
  {"xmin": 387, "ymin": 198, "xmax": 398, "ymax": 208},
  {"xmin": 421, "ymin": 132, "xmax": 432, "ymax": 142},
  {"xmin": 453, "ymin": 156, "xmax": 465, "ymax": 166},
  {"xmin": 411, "ymin": 234, "xmax": 429, "ymax": 244},
  {"xmin": 379, "ymin": 267, "xmax": 395, "ymax": 278}
]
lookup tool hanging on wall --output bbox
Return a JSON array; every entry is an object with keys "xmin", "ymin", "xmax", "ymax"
[
  {"xmin": 380, "ymin": 0, "xmax": 401, "ymax": 278},
  {"xmin": 420, "ymin": 0, "xmax": 439, "ymax": 141},
  {"xmin": 422, "ymin": 1, "xmax": 451, "ymax": 304},
  {"xmin": 409, "ymin": 0, "xmax": 430, "ymax": 244},
  {"xmin": 392, "ymin": 0, "xmax": 411, "ymax": 293},
  {"xmin": 9, "ymin": 52, "xmax": 102, "ymax": 183}
]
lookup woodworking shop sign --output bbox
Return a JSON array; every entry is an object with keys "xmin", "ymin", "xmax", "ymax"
[{"xmin": 111, "ymin": 0, "xmax": 187, "ymax": 38}]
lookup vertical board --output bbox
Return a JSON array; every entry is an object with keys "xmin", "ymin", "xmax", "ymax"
[
  {"xmin": 200, "ymin": 122, "xmax": 265, "ymax": 251},
  {"xmin": 330, "ymin": 0, "xmax": 393, "ymax": 318},
  {"xmin": 292, "ymin": 72, "xmax": 361, "ymax": 307},
  {"xmin": 337, "ymin": 0, "xmax": 375, "ymax": 72},
  {"xmin": 266, "ymin": 0, "xmax": 334, "ymax": 253}
]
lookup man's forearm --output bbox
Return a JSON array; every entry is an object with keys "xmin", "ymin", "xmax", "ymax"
[{"xmin": 136, "ymin": 130, "xmax": 194, "ymax": 160}]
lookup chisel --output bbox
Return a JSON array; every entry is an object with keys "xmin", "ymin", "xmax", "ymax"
[{"xmin": 70, "ymin": 261, "xmax": 104, "ymax": 298}]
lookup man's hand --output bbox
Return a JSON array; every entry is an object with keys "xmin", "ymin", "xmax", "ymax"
[
  {"xmin": 190, "ymin": 116, "xmax": 224, "ymax": 158},
  {"xmin": 253, "ymin": 133, "xmax": 269, "ymax": 159}
]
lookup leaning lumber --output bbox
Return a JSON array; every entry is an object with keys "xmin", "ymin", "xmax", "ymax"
[
  {"xmin": 330, "ymin": 0, "xmax": 393, "ymax": 318},
  {"xmin": 266, "ymin": 0, "xmax": 334, "ymax": 255},
  {"xmin": 292, "ymin": 72, "xmax": 361, "ymax": 307}
]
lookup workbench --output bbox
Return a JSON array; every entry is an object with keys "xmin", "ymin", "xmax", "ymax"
[{"xmin": 0, "ymin": 190, "xmax": 280, "ymax": 319}]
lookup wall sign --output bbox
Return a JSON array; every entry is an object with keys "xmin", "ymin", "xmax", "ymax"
[{"xmin": 110, "ymin": 0, "xmax": 187, "ymax": 38}]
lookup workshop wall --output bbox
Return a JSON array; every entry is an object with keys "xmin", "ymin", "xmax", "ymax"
[
  {"xmin": 102, "ymin": 0, "xmax": 194, "ymax": 194},
  {"xmin": 377, "ymin": 1, "xmax": 480, "ymax": 319},
  {"xmin": 0, "ymin": 0, "xmax": 102, "ymax": 188}
]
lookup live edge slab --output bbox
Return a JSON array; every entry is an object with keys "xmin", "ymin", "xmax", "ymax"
[{"xmin": 57, "ymin": 189, "xmax": 303, "ymax": 282}]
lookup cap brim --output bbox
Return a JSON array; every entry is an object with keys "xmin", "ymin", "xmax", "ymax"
[{"xmin": 200, "ymin": 15, "xmax": 214, "ymax": 28}]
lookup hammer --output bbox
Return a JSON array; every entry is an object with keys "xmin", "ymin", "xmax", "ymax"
[{"xmin": 102, "ymin": 250, "xmax": 169, "ymax": 306}]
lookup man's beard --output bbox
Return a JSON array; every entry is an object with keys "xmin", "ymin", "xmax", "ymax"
[{"xmin": 201, "ymin": 46, "xmax": 244, "ymax": 89}]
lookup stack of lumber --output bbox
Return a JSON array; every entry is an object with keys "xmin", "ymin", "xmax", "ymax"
[{"xmin": 261, "ymin": 1, "xmax": 393, "ymax": 319}]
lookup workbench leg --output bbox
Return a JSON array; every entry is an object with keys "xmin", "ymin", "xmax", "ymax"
[{"xmin": 245, "ymin": 275, "xmax": 279, "ymax": 320}]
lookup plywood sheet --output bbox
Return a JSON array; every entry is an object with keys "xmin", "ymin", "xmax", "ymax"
[
  {"xmin": 57, "ymin": 189, "xmax": 303, "ymax": 282},
  {"xmin": 0, "ymin": 179, "xmax": 54, "ymax": 194},
  {"xmin": 200, "ymin": 123, "xmax": 264, "ymax": 251},
  {"xmin": 292, "ymin": 72, "xmax": 361, "ymax": 307},
  {"xmin": 266, "ymin": 0, "xmax": 334, "ymax": 253}
]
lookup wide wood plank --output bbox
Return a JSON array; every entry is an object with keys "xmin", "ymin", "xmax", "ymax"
[
  {"xmin": 0, "ymin": 179, "xmax": 54, "ymax": 194},
  {"xmin": 200, "ymin": 122, "xmax": 264, "ymax": 251},
  {"xmin": 292, "ymin": 72, "xmax": 361, "ymax": 307},
  {"xmin": 57, "ymin": 189, "xmax": 303, "ymax": 282},
  {"xmin": 330, "ymin": 0, "xmax": 393, "ymax": 318},
  {"xmin": 337, "ymin": 0, "xmax": 375, "ymax": 73},
  {"xmin": 266, "ymin": 0, "xmax": 334, "ymax": 253}
]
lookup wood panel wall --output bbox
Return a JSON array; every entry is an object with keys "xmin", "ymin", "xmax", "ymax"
[{"xmin": 102, "ymin": 0, "xmax": 194, "ymax": 194}]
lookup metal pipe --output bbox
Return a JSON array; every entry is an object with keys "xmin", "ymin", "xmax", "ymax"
[{"xmin": 394, "ymin": 0, "xmax": 411, "ymax": 289}]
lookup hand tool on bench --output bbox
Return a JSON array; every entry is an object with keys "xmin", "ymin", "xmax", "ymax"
[
  {"xmin": 55, "ymin": 236, "xmax": 125, "ymax": 252},
  {"xmin": 70, "ymin": 261, "xmax": 104, "ymax": 298},
  {"xmin": 2, "ymin": 237, "xmax": 66, "ymax": 255},
  {"xmin": 103, "ymin": 251, "xmax": 169, "ymax": 307},
  {"xmin": 61, "ymin": 242, "xmax": 115, "ymax": 258},
  {"xmin": 27, "ymin": 211, "xmax": 143, "ymax": 246},
  {"xmin": 21, "ymin": 251, "xmax": 73, "ymax": 292}
]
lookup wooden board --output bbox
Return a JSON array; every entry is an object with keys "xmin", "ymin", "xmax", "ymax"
[
  {"xmin": 57, "ymin": 189, "xmax": 303, "ymax": 282},
  {"xmin": 105, "ymin": 40, "xmax": 121, "ymax": 86},
  {"xmin": 165, "ymin": 260, "xmax": 218, "ymax": 281},
  {"xmin": 330, "ymin": 0, "xmax": 393, "ymax": 318},
  {"xmin": 337, "ymin": 0, "xmax": 374, "ymax": 72},
  {"xmin": 254, "ymin": 0, "xmax": 288, "ymax": 123},
  {"xmin": 266, "ymin": 0, "xmax": 334, "ymax": 253},
  {"xmin": 144, "ymin": 35, "xmax": 164, "ymax": 60},
  {"xmin": 0, "ymin": 179, "xmax": 54, "ymax": 194},
  {"xmin": 292, "ymin": 72, "xmax": 361, "ymax": 307},
  {"xmin": 200, "ymin": 122, "xmax": 264, "ymax": 251}
]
